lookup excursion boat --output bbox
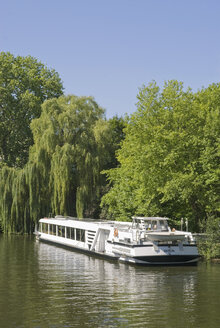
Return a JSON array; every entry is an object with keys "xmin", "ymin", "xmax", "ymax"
[{"xmin": 35, "ymin": 216, "xmax": 200, "ymax": 265}]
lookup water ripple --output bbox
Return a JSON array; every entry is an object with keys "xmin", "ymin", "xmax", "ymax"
[{"xmin": 0, "ymin": 235, "xmax": 220, "ymax": 327}]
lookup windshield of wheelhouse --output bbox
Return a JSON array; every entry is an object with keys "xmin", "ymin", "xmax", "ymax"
[
  {"xmin": 159, "ymin": 220, "xmax": 168, "ymax": 231},
  {"xmin": 145, "ymin": 220, "xmax": 168, "ymax": 231}
]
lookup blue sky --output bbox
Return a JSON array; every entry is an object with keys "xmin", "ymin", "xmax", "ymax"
[{"xmin": 1, "ymin": 0, "xmax": 220, "ymax": 118}]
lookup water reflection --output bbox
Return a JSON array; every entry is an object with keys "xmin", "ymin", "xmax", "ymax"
[
  {"xmin": 35, "ymin": 241, "xmax": 202, "ymax": 328},
  {"xmin": 0, "ymin": 235, "xmax": 220, "ymax": 328}
]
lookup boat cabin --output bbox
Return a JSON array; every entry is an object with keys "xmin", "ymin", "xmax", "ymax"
[{"xmin": 132, "ymin": 217, "xmax": 169, "ymax": 232}]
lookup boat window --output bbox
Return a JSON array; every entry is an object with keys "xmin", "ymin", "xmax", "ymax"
[
  {"xmin": 71, "ymin": 228, "xmax": 75, "ymax": 240},
  {"xmin": 81, "ymin": 230, "xmax": 85, "ymax": 242},
  {"xmin": 66, "ymin": 227, "xmax": 71, "ymax": 239},
  {"xmin": 58, "ymin": 226, "xmax": 65, "ymax": 237},
  {"xmin": 52, "ymin": 224, "xmax": 57, "ymax": 236},
  {"xmin": 160, "ymin": 220, "xmax": 168, "ymax": 231},
  {"xmin": 145, "ymin": 221, "xmax": 151, "ymax": 230},
  {"xmin": 76, "ymin": 228, "xmax": 81, "ymax": 241},
  {"xmin": 42, "ymin": 223, "xmax": 48, "ymax": 233},
  {"xmin": 152, "ymin": 221, "xmax": 157, "ymax": 230},
  {"xmin": 57, "ymin": 227, "xmax": 85, "ymax": 242},
  {"xmin": 75, "ymin": 228, "xmax": 85, "ymax": 242}
]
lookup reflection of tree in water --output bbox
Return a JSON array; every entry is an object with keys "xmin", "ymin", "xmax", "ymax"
[{"xmin": 36, "ymin": 242, "xmax": 207, "ymax": 328}]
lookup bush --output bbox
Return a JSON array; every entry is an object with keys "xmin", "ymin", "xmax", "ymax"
[{"xmin": 198, "ymin": 216, "xmax": 220, "ymax": 260}]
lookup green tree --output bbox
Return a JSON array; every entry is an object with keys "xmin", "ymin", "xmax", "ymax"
[
  {"xmin": 0, "ymin": 52, "xmax": 63, "ymax": 168},
  {"xmin": 0, "ymin": 93, "xmax": 127, "ymax": 233},
  {"xmin": 199, "ymin": 216, "xmax": 220, "ymax": 259},
  {"xmin": 102, "ymin": 81, "xmax": 220, "ymax": 231},
  {"xmin": 106, "ymin": 116, "xmax": 126, "ymax": 168},
  {"xmin": 0, "ymin": 95, "xmax": 111, "ymax": 232},
  {"xmin": 29, "ymin": 95, "xmax": 110, "ymax": 219},
  {"xmin": 97, "ymin": 115, "xmax": 126, "ymax": 220}
]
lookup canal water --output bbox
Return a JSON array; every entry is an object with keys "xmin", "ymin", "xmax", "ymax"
[{"xmin": 0, "ymin": 235, "xmax": 220, "ymax": 328}]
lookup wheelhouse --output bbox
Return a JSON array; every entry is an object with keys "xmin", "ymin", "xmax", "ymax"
[{"xmin": 132, "ymin": 217, "xmax": 169, "ymax": 232}]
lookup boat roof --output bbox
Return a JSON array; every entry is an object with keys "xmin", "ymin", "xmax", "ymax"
[
  {"xmin": 39, "ymin": 216, "xmax": 116, "ymax": 230},
  {"xmin": 132, "ymin": 217, "xmax": 169, "ymax": 221}
]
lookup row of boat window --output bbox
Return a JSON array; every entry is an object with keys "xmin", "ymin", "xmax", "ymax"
[{"xmin": 40, "ymin": 223, "xmax": 85, "ymax": 242}]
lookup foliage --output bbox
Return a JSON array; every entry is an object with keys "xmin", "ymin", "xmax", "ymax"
[
  {"xmin": 0, "ymin": 95, "xmax": 124, "ymax": 233},
  {"xmin": 106, "ymin": 116, "xmax": 126, "ymax": 168},
  {"xmin": 198, "ymin": 216, "xmax": 220, "ymax": 259},
  {"xmin": 0, "ymin": 52, "xmax": 63, "ymax": 168},
  {"xmin": 102, "ymin": 81, "xmax": 220, "ymax": 229}
]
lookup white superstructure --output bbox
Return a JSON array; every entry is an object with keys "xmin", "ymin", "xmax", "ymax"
[{"xmin": 36, "ymin": 216, "xmax": 200, "ymax": 265}]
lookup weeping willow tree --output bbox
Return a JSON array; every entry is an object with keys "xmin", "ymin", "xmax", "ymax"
[
  {"xmin": 0, "ymin": 165, "xmax": 31, "ymax": 233},
  {"xmin": 29, "ymin": 95, "xmax": 112, "ymax": 219},
  {"xmin": 0, "ymin": 95, "xmax": 114, "ymax": 233}
]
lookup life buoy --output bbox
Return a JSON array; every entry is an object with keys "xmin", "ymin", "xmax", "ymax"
[{"xmin": 114, "ymin": 228, "xmax": 118, "ymax": 237}]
